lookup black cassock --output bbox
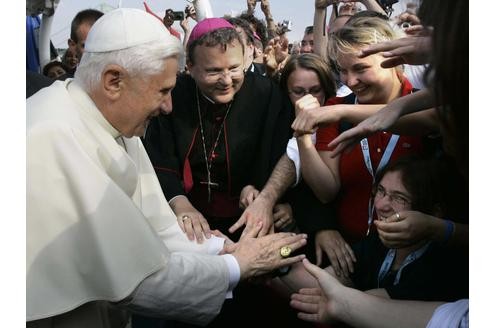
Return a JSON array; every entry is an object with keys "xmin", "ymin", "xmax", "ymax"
[{"xmin": 144, "ymin": 71, "xmax": 293, "ymax": 234}]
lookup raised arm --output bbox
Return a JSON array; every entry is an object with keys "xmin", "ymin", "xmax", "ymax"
[
  {"xmin": 293, "ymin": 96, "xmax": 340, "ymax": 203},
  {"xmin": 261, "ymin": 0, "xmax": 277, "ymax": 40},
  {"xmin": 313, "ymin": 0, "xmax": 331, "ymax": 57}
]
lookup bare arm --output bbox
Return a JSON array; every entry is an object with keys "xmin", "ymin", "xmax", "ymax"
[
  {"xmin": 246, "ymin": 0, "xmax": 256, "ymax": 15},
  {"xmin": 261, "ymin": 0, "xmax": 277, "ymax": 39},
  {"xmin": 297, "ymin": 135, "xmax": 340, "ymax": 203},
  {"xmin": 360, "ymin": 0, "xmax": 386, "ymax": 14},
  {"xmin": 313, "ymin": 0, "xmax": 331, "ymax": 57},
  {"xmin": 290, "ymin": 259, "xmax": 444, "ymax": 327}
]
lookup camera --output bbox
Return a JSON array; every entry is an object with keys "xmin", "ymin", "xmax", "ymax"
[
  {"xmin": 172, "ymin": 11, "xmax": 184, "ymax": 21},
  {"xmin": 277, "ymin": 19, "xmax": 292, "ymax": 34},
  {"xmin": 400, "ymin": 22, "xmax": 411, "ymax": 30},
  {"xmin": 377, "ymin": 0, "xmax": 398, "ymax": 16}
]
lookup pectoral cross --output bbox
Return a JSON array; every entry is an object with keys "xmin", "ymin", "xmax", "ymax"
[{"xmin": 200, "ymin": 180, "xmax": 219, "ymax": 202}]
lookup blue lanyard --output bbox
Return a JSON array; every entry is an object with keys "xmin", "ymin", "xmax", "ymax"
[
  {"xmin": 361, "ymin": 135, "xmax": 399, "ymax": 235},
  {"xmin": 354, "ymin": 97, "xmax": 400, "ymax": 235},
  {"xmin": 377, "ymin": 242, "xmax": 431, "ymax": 287}
]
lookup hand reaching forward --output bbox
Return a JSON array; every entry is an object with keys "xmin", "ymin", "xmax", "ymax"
[
  {"xmin": 359, "ymin": 35, "xmax": 432, "ymax": 68},
  {"xmin": 239, "ymin": 184, "xmax": 260, "ymax": 210},
  {"xmin": 229, "ymin": 192, "xmax": 275, "ymax": 237},
  {"xmin": 326, "ymin": 101, "xmax": 401, "ymax": 157},
  {"xmin": 229, "ymin": 222, "xmax": 308, "ymax": 279},
  {"xmin": 314, "ymin": 230, "xmax": 356, "ymax": 277},
  {"xmin": 273, "ymin": 203, "xmax": 295, "ymax": 231},
  {"xmin": 290, "ymin": 259, "xmax": 343, "ymax": 324}
]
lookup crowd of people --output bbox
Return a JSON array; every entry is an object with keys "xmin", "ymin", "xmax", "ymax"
[{"xmin": 27, "ymin": 0, "xmax": 469, "ymax": 327}]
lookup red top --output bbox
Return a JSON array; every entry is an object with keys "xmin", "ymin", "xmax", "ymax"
[{"xmin": 315, "ymin": 79, "xmax": 423, "ymax": 242}]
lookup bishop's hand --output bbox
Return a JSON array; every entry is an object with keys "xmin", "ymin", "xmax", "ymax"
[{"xmin": 170, "ymin": 196, "xmax": 211, "ymax": 243}]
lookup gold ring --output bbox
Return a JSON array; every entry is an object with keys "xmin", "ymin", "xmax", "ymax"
[
  {"xmin": 395, "ymin": 213, "xmax": 401, "ymax": 221},
  {"xmin": 182, "ymin": 215, "xmax": 190, "ymax": 222},
  {"xmin": 280, "ymin": 246, "xmax": 292, "ymax": 258}
]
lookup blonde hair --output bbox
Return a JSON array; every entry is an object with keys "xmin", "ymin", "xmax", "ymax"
[{"xmin": 327, "ymin": 16, "xmax": 398, "ymax": 61}]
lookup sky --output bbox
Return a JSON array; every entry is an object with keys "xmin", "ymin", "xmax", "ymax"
[
  {"xmin": 50, "ymin": 0, "xmax": 318, "ymax": 48},
  {"xmin": 49, "ymin": 0, "xmax": 418, "ymax": 49}
]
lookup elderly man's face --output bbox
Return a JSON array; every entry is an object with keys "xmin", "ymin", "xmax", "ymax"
[
  {"xmin": 117, "ymin": 57, "xmax": 178, "ymax": 137},
  {"xmin": 188, "ymin": 39, "xmax": 245, "ymax": 104}
]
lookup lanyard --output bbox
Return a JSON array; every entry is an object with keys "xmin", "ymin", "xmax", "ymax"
[
  {"xmin": 354, "ymin": 97, "xmax": 400, "ymax": 235},
  {"xmin": 377, "ymin": 242, "xmax": 431, "ymax": 287},
  {"xmin": 361, "ymin": 135, "xmax": 399, "ymax": 235}
]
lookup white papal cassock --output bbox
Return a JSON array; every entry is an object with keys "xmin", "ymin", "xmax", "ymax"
[{"xmin": 27, "ymin": 80, "xmax": 235, "ymax": 327}]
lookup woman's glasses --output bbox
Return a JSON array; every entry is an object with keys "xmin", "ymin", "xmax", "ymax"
[
  {"xmin": 374, "ymin": 185, "xmax": 411, "ymax": 207},
  {"xmin": 288, "ymin": 86, "xmax": 323, "ymax": 98}
]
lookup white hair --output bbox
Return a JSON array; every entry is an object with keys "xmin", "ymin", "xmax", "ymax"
[{"xmin": 74, "ymin": 37, "xmax": 183, "ymax": 92}]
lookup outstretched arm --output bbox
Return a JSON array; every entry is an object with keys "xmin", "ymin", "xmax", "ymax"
[
  {"xmin": 359, "ymin": 34, "xmax": 432, "ymax": 68},
  {"xmin": 143, "ymin": 1, "xmax": 163, "ymax": 22},
  {"xmin": 290, "ymin": 259, "xmax": 444, "ymax": 327},
  {"xmin": 327, "ymin": 89, "xmax": 437, "ymax": 157}
]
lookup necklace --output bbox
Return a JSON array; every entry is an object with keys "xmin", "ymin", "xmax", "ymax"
[{"xmin": 196, "ymin": 87, "xmax": 233, "ymax": 202}]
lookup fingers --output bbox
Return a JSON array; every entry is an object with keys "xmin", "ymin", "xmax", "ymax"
[
  {"xmin": 358, "ymin": 43, "xmax": 395, "ymax": 58},
  {"xmin": 290, "ymin": 294, "xmax": 320, "ymax": 318},
  {"xmin": 181, "ymin": 216, "xmax": 195, "ymax": 241},
  {"xmin": 193, "ymin": 215, "xmax": 211, "ymax": 243},
  {"xmin": 379, "ymin": 57, "xmax": 407, "ymax": 69},
  {"xmin": 301, "ymin": 258, "xmax": 325, "ymax": 279},
  {"xmin": 405, "ymin": 25, "xmax": 425, "ymax": 35},
  {"xmin": 229, "ymin": 215, "xmax": 246, "ymax": 234},
  {"xmin": 381, "ymin": 44, "xmax": 415, "ymax": 58},
  {"xmin": 295, "ymin": 286, "xmax": 322, "ymax": 297},
  {"xmin": 240, "ymin": 221, "xmax": 263, "ymax": 240},
  {"xmin": 344, "ymin": 242, "xmax": 357, "ymax": 262},
  {"xmin": 374, "ymin": 219, "xmax": 404, "ymax": 233},
  {"xmin": 180, "ymin": 213, "xmax": 211, "ymax": 243},
  {"xmin": 315, "ymin": 244, "xmax": 323, "ymax": 266},
  {"xmin": 323, "ymin": 242, "xmax": 354, "ymax": 277},
  {"xmin": 324, "ymin": 247, "xmax": 343, "ymax": 277},
  {"xmin": 239, "ymin": 186, "xmax": 259, "ymax": 209},
  {"xmin": 273, "ymin": 217, "xmax": 284, "ymax": 229},
  {"xmin": 327, "ymin": 125, "xmax": 367, "ymax": 157}
]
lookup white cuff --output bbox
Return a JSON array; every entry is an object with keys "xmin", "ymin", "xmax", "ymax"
[
  {"xmin": 168, "ymin": 194, "xmax": 188, "ymax": 205},
  {"xmin": 208, "ymin": 236, "xmax": 226, "ymax": 255},
  {"xmin": 220, "ymin": 254, "xmax": 240, "ymax": 299},
  {"xmin": 286, "ymin": 137, "xmax": 301, "ymax": 185}
]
